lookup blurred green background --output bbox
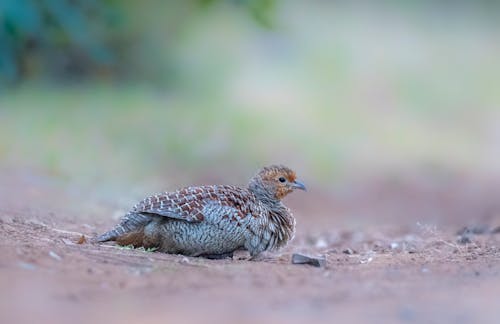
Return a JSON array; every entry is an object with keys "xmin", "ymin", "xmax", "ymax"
[{"xmin": 1, "ymin": 0, "xmax": 500, "ymax": 193}]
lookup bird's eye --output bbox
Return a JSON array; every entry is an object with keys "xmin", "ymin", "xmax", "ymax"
[{"xmin": 278, "ymin": 177, "xmax": 286, "ymax": 183}]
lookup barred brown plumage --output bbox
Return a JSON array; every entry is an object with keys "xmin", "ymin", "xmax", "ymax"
[{"xmin": 95, "ymin": 165, "xmax": 306, "ymax": 259}]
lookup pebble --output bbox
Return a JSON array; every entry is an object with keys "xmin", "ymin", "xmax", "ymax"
[
  {"xmin": 291, "ymin": 253, "xmax": 326, "ymax": 267},
  {"xmin": 179, "ymin": 257, "xmax": 191, "ymax": 264},
  {"xmin": 457, "ymin": 235, "xmax": 472, "ymax": 245},
  {"xmin": 315, "ymin": 238, "xmax": 328, "ymax": 249},
  {"xmin": 360, "ymin": 256, "xmax": 373, "ymax": 264},
  {"xmin": 18, "ymin": 262, "xmax": 37, "ymax": 271},
  {"xmin": 342, "ymin": 248, "xmax": 355, "ymax": 255},
  {"xmin": 49, "ymin": 250, "xmax": 62, "ymax": 261}
]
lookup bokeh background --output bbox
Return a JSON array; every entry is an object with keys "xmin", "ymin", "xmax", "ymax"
[
  {"xmin": 2, "ymin": 2, "xmax": 500, "ymax": 323},
  {"xmin": 1, "ymin": 0, "xmax": 500, "ymax": 230}
]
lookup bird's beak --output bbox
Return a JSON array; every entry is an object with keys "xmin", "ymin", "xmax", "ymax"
[{"xmin": 292, "ymin": 179, "xmax": 307, "ymax": 191}]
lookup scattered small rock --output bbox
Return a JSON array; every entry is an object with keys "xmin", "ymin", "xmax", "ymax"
[
  {"xmin": 457, "ymin": 225, "xmax": 490, "ymax": 236},
  {"xmin": 342, "ymin": 248, "xmax": 355, "ymax": 255},
  {"xmin": 315, "ymin": 238, "xmax": 328, "ymax": 249},
  {"xmin": 457, "ymin": 235, "xmax": 472, "ymax": 245},
  {"xmin": 291, "ymin": 253, "xmax": 326, "ymax": 267},
  {"xmin": 360, "ymin": 256, "xmax": 373, "ymax": 264},
  {"xmin": 49, "ymin": 250, "xmax": 62, "ymax": 261},
  {"xmin": 456, "ymin": 226, "xmax": 471, "ymax": 236},
  {"xmin": 407, "ymin": 247, "xmax": 418, "ymax": 254},
  {"xmin": 179, "ymin": 257, "xmax": 191, "ymax": 264},
  {"xmin": 18, "ymin": 262, "xmax": 37, "ymax": 271}
]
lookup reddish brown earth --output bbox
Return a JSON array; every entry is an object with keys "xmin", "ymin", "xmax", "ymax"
[{"xmin": 1, "ymin": 168, "xmax": 499, "ymax": 324}]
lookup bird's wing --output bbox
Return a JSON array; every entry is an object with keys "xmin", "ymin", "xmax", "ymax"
[{"xmin": 132, "ymin": 185, "xmax": 251, "ymax": 222}]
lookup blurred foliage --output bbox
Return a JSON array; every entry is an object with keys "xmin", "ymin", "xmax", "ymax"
[
  {"xmin": 1, "ymin": 1, "xmax": 499, "ymax": 190},
  {"xmin": 0, "ymin": 0, "xmax": 120, "ymax": 83},
  {"xmin": 0, "ymin": 0, "xmax": 275, "ymax": 84}
]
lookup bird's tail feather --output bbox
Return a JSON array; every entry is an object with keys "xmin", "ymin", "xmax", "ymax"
[{"xmin": 95, "ymin": 212, "xmax": 151, "ymax": 242}]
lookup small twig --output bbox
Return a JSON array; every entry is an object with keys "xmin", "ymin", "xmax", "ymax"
[
  {"xmin": 49, "ymin": 227, "xmax": 86, "ymax": 237},
  {"xmin": 437, "ymin": 239, "xmax": 459, "ymax": 249}
]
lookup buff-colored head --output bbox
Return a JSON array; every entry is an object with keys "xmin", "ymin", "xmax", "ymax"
[{"xmin": 249, "ymin": 165, "xmax": 306, "ymax": 201}]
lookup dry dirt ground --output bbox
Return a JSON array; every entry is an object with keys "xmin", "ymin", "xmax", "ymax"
[{"xmin": 1, "ymin": 168, "xmax": 500, "ymax": 324}]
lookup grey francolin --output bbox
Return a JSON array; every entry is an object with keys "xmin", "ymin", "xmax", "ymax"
[{"xmin": 96, "ymin": 165, "xmax": 306, "ymax": 259}]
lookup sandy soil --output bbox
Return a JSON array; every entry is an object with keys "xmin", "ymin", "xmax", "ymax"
[{"xmin": 1, "ymin": 168, "xmax": 499, "ymax": 324}]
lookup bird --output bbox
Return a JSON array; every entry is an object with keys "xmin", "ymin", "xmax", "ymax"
[{"xmin": 95, "ymin": 165, "xmax": 306, "ymax": 259}]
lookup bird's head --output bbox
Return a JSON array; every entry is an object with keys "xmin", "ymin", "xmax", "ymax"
[{"xmin": 248, "ymin": 165, "xmax": 306, "ymax": 202}]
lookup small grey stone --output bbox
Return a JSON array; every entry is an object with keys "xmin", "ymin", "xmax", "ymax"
[
  {"xmin": 291, "ymin": 253, "xmax": 326, "ymax": 267},
  {"xmin": 390, "ymin": 242, "xmax": 399, "ymax": 249},
  {"xmin": 49, "ymin": 250, "xmax": 62, "ymax": 261},
  {"xmin": 342, "ymin": 248, "xmax": 355, "ymax": 255},
  {"xmin": 457, "ymin": 225, "xmax": 489, "ymax": 236},
  {"xmin": 315, "ymin": 238, "xmax": 328, "ymax": 249},
  {"xmin": 457, "ymin": 235, "xmax": 472, "ymax": 245},
  {"xmin": 18, "ymin": 262, "xmax": 37, "ymax": 271}
]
